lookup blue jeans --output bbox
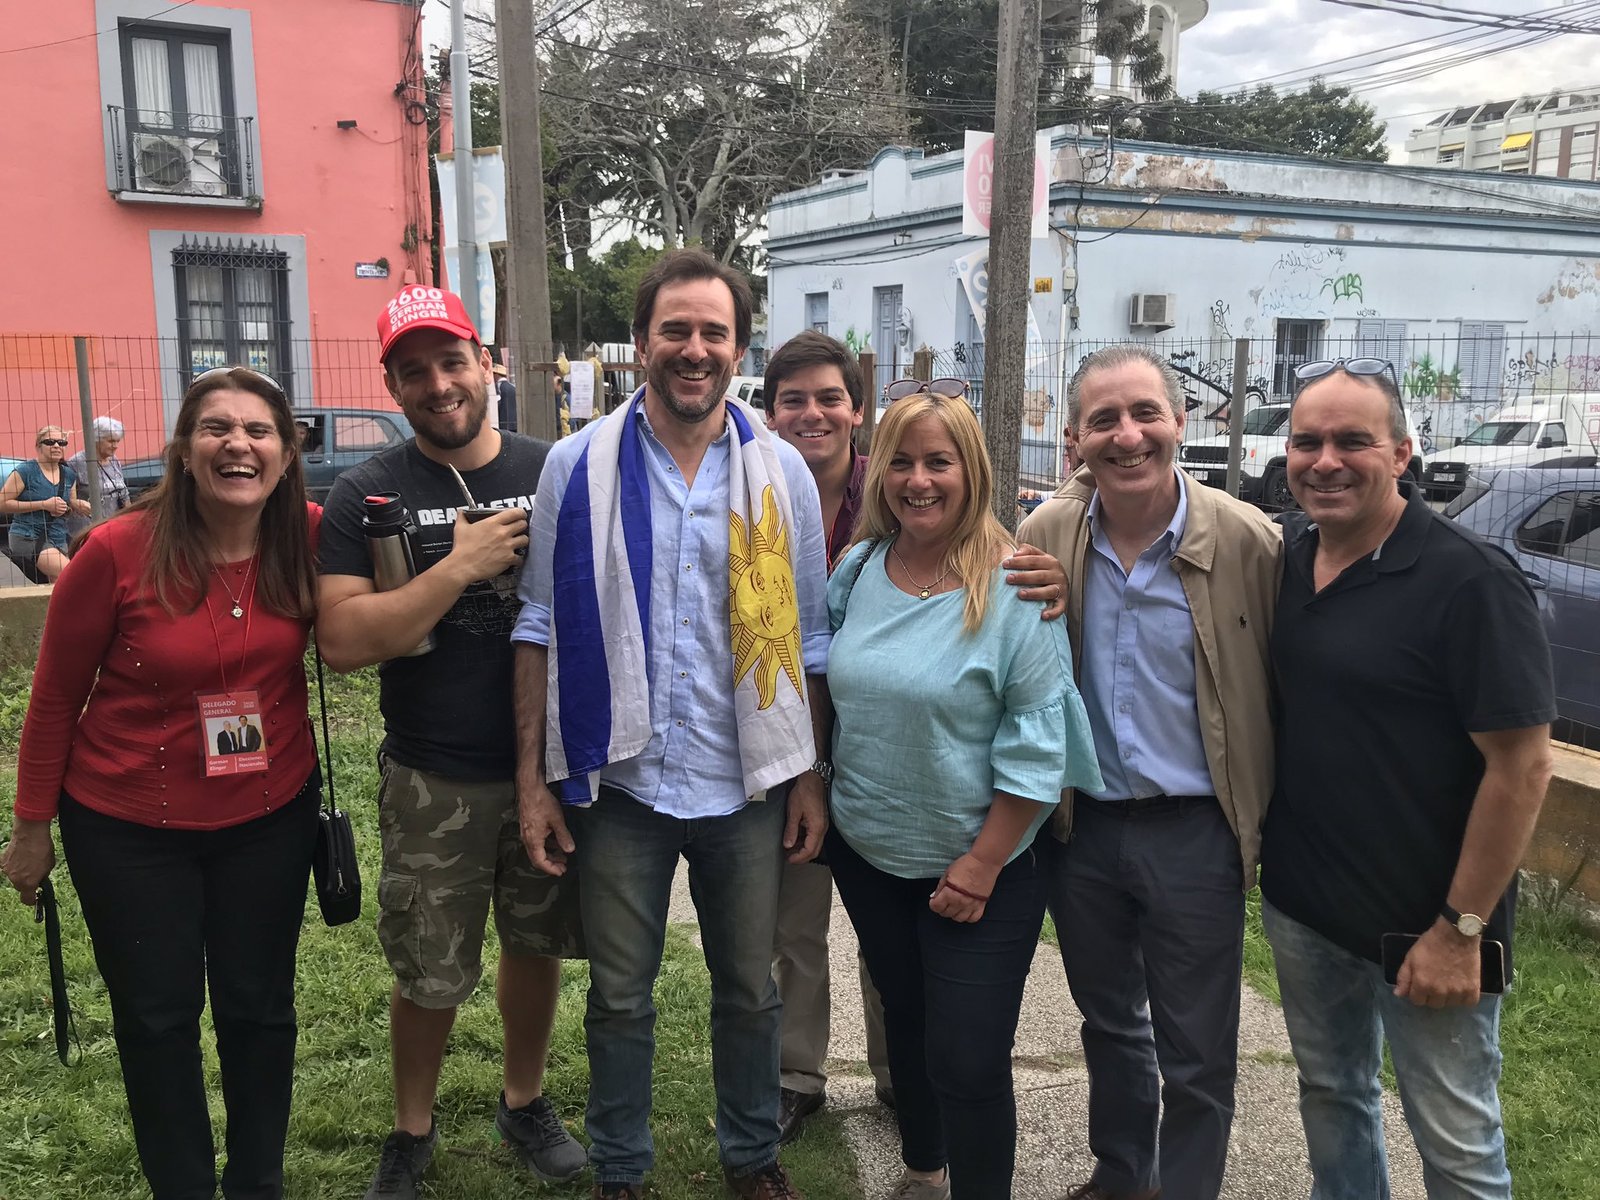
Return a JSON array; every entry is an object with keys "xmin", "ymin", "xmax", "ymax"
[
  {"xmin": 570, "ymin": 788, "xmax": 786, "ymax": 1186},
  {"xmin": 1262, "ymin": 901, "xmax": 1511, "ymax": 1200}
]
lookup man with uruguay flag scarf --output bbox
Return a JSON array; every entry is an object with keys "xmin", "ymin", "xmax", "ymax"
[{"xmin": 513, "ymin": 249, "xmax": 831, "ymax": 1200}]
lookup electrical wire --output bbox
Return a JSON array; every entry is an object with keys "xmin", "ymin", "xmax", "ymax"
[{"xmin": 0, "ymin": 1, "xmax": 197, "ymax": 56}]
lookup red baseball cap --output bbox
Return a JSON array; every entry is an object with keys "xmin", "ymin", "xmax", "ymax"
[{"xmin": 376, "ymin": 285, "xmax": 479, "ymax": 362}]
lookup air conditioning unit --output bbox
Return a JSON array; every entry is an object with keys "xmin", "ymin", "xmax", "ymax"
[
  {"xmin": 133, "ymin": 133, "xmax": 228, "ymax": 196},
  {"xmin": 1129, "ymin": 292, "xmax": 1176, "ymax": 330}
]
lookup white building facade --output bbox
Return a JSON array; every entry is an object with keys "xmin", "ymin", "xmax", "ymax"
[{"xmin": 766, "ymin": 131, "xmax": 1600, "ymax": 466}]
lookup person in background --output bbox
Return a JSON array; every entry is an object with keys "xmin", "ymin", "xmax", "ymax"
[
  {"xmin": 494, "ymin": 360, "xmax": 519, "ymax": 433},
  {"xmin": 1, "ymin": 367, "xmax": 321, "ymax": 1200},
  {"xmin": 67, "ymin": 415, "xmax": 132, "ymax": 537},
  {"xmin": 825, "ymin": 390, "xmax": 1101, "ymax": 1200},
  {"xmin": 1, "ymin": 425, "xmax": 91, "ymax": 580}
]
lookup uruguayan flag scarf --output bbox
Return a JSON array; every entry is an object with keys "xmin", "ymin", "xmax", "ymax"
[{"xmin": 544, "ymin": 389, "xmax": 814, "ymax": 805}]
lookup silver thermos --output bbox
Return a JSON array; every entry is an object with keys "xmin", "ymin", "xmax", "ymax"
[{"xmin": 362, "ymin": 491, "xmax": 435, "ymax": 657}]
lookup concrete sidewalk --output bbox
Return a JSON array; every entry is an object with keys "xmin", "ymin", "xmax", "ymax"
[{"xmin": 670, "ymin": 863, "xmax": 1428, "ymax": 1199}]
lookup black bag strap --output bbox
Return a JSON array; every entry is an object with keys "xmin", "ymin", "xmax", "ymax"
[
  {"xmin": 35, "ymin": 878, "xmax": 79, "ymax": 1066},
  {"xmin": 310, "ymin": 635, "xmax": 336, "ymax": 815}
]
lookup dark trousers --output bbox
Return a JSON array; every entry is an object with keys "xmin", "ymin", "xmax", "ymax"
[
  {"xmin": 59, "ymin": 778, "xmax": 320, "ymax": 1200},
  {"xmin": 828, "ymin": 826, "xmax": 1046, "ymax": 1200},
  {"xmin": 1049, "ymin": 798, "xmax": 1245, "ymax": 1200}
]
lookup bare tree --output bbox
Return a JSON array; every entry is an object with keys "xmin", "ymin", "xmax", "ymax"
[{"xmin": 539, "ymin": 0, "xmax": 911, "ymax": 261}]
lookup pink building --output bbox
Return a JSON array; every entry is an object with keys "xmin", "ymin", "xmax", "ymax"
[{"xmin": 2, "ymin": 0, "xmax": 432, "ymax": 456}]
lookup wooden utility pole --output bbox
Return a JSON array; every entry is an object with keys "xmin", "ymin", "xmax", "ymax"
[
  {"xmin": 982, "ymin": 0, "xmax": 1042, "ymax": 530},
  {"xmin": 496, "ymin": 0, "xmax": 558, "ymax": 440}
]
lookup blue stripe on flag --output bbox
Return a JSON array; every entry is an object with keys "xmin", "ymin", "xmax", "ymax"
[
  {"xmin": 728, "ymin": 401, "xmax": 754, "ymax": 446},
  {"xmin": 617, "ymin": 409, "xmax": 653, "ymax": 654},
  {"xmin": 552, "ymin": 443, "xmax": 612, "ymax": 788}
]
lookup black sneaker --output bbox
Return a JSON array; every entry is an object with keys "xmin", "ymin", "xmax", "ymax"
[
  {"xmin": 497, "ymin": 1092, "xmax": 588, "ymax": 1182},
  {"xmin": 364, "ymin": 1123, "xmax": 438, "ymax": 1200}
]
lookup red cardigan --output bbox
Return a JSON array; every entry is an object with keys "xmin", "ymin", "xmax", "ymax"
[{"xmin": 15, "ymin": 507, "xmax": 321, "ymax": 830}]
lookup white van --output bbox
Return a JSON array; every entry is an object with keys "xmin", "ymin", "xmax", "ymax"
[
  {"xmin": 729, "ymin": 375, "xmax": 765, "ymax": 409},
  {"xmin": 1423, "ymin": 393, "xmax": 1600, "ymax": 499}
]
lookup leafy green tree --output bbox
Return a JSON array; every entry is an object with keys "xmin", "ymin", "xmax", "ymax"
[
  {"xmin": 1137, "ymin": 79, "xmax": 1389, "ymax": 161},
  {"xmin": 839, "ymin": 0, "xmax": 1172, "ymax": 153}
]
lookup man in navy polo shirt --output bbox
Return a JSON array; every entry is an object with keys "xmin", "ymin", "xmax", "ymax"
[{"xmin": 1261, "ymin": 358, "xmax": 1554, "ymax": 1200}]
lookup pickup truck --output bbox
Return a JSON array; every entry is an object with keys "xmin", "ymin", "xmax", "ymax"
[
  {"xmin": 121, "ymin": 407, "xmax": 415, "ymax": 503},
  {"xmin": 1422, "ymin": 394, "xmax": 1600, "ymax": 500}
]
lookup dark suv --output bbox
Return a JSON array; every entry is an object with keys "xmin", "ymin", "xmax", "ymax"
[{"xmin": 121, "ymin": 407, "xmax": 414, "ymax": 503}]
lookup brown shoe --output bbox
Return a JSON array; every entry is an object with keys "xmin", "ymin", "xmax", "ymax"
[
  {"xmin": 1059, "ymin": 1182, "xmax": 1160, "ymax": 1200},
  {"xmin": 724, "ymin": 1161, "xmax": 804, "ymax": 1199},
  {"xmin": 593, "ymin": 1184, "xmax": 642, "ymax": 1200}
]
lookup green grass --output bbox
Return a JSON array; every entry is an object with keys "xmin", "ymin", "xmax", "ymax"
[
  {"xmin": 5, "ymin": 658, "xmax": 1600, "ymax": 1198},
  {"xmin": 0, "ymin": 662, "xmax": 861, "ymax": 1199}
]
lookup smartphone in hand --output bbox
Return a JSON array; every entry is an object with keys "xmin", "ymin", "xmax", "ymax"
[{"xmin": 1380, "ymin": 932, "xmax": 1507, "ymax": 994}]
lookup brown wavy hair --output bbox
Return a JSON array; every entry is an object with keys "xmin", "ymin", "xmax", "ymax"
[
  {"xmin": 121, "ymin": 368, "xmax": 315, "ymax": 619},
  {"xmin": 851, "ymin": 392, "xmax": 1011, "ymax": 633}
]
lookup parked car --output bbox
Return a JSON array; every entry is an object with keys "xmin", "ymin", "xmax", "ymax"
[
  {"xmin": 729, "ymin": 375, "xmax": 765, "ymax": 409},
  {"xmin": 121, "ymin": 407, "xmax": 414, "ymax": 504},
  {"xmin": 1177, "ymin": 401, "xmax": 1426, "ymax": 510},
  {"xmin": 1446, "ymin": 466, "xmax": 1600, "ymax": 746},
  {"xmin": 1423, "ymin": 393, "xmax": 1600, "ymax": 500}
]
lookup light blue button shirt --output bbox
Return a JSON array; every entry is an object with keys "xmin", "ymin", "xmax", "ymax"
[
  {"xmin": 515, "ymin": 405, "xmax": 830, "ymax": 819},
  {"xmin": 1079, "ymin": 473, "xmax": 1215, "ymax": 800}
]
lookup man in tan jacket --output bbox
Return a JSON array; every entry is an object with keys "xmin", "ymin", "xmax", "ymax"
[{"xmin": 1017, "ymin": 345, "xmax": 1280, "ymax": 1200}]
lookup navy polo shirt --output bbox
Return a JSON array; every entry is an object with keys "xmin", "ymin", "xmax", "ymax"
[{"xmin": 1261, "ymin": 484, "xmax": 1555, "ymax": 975}]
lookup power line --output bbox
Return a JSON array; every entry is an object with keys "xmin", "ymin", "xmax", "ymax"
[
  {"xmin": 0, "ymin": 1, "xmax": 197, "ymax": 56},
  {"xmin": 1317, "ymin": 0, "xmax": 1600, "ymax": 34}
]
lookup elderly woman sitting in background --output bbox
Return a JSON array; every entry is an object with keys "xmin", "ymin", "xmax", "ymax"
[
  {"xmin": 67, "ymin": 415, "xmax": 132, "ymax": 537},
  {"xmin": 824, "ymin": 391, "xmax": 1102, "ymax": 1200}
]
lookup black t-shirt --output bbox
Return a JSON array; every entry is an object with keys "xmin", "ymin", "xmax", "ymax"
[
  {"xmin": 1260, "ymin": 484, "xmax": 1555, "ymax": 974},
  {"xmin": 319, "ymin": 434, "xmax": 550, "ymax": 780}
]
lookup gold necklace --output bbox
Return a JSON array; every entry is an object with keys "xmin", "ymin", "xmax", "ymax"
[
  {"xmin": 890, "ymin": 542, "xmax": 951, "ymax": 600},
  {"xmin": 210, "ymin": 543, "xmax": 259, "ymax": 619}
]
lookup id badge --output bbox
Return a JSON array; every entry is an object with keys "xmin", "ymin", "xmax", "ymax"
[{"xmin": 197, "ymin": 690, "xmax": 269, "ymax": 777}]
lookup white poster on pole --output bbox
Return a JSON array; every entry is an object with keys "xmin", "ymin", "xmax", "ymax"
[
  {"xmin": 442, "ymin": 246, "xmax": 497, "ymax": 343},
  {"xmin": 436, "ymin": 149, "xmax": 508, "ymax": 245},
  {"xmin": 962, "ymin": 130, "xmax": 1051, "ymax": 239},
  {"xmin": 567, "ymin": 367, "xmax": 595, "ymax": 419}
]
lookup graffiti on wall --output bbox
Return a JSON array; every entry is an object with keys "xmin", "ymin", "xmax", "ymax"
[
  {"xmin": 1250, "ymin": 242, "xmax": 1355, "ymax": 320},
  {"xmin": 1504, "ymin": 349, "xmax": 1600, "ymax": 393},
  {"xmin": 1320, "ymin": 273, "xmax": 1364, "ymax": 303}
]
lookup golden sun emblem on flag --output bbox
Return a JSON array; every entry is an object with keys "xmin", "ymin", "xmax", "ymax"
[{"xmin": 730, "ymin": 485, "xmax": 804, "ymax": 709}]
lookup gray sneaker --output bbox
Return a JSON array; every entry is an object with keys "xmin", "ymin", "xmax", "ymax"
[
  {"xmin": 364, "ymin": 1123, "xmax": 438, "ymax": 1199},
  {"xmin": 884, "ymin": 1170, "xmax": 951, "ymax": 1200},
  {"xmin": 497, "ymin": 1093, "xmax": 588, "ymax": 1182}
]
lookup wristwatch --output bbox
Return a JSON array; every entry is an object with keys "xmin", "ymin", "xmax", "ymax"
[
  {"xmin": 1441, "ymin": 902, "xmax": 1486, "ymax": 938},
  {"xmin": 809, "ymin": 760, "xmax": 834, "ymax": 786}
]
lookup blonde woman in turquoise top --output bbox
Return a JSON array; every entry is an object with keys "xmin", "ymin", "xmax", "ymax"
[{"xmin": 824, "ymin": 391, "xmax": 1101, "ymax": 1200}]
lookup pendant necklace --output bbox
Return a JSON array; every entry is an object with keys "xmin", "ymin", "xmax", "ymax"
[
  {"xmin": 210, "ymin": 543, "xmax": 259, "ymax": 619},
  {"xmin": 891, "ymin": 542, "xmax": 951, "ymax": 600}
]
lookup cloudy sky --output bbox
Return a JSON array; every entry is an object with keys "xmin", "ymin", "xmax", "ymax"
[{"xmin": 1177, "ymin": 0, "xmax": 1600, "ymax": 158}]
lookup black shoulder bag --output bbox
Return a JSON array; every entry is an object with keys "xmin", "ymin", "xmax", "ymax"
[{"xmin": 309, "ymin": 641, "xmax": 362, "ymax": 926}]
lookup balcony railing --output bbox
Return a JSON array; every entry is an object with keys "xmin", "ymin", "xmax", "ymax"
[{"xmin": 108, "ymin": 107, "xmax": 256, "ymax": 201}]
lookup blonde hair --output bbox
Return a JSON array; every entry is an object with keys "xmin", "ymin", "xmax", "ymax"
[{"xmin": 852, "ymin": 393, "xmax": 1010, "ymax": 633}]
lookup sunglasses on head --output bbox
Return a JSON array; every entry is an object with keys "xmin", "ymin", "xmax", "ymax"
[
  {"xmin": 193, "ymin": 365, "xmax": 287, "ymax": 400},
  {"xmin": 1293, "ymin": 358, "xmax": 1399, "ymax": 389},
  {"xmin": 38, "ymin": 438, "xmax": 69, "ymax": 448},
  {"xmin": 884, "ymin": 377, "xmax": 969, "ymax": 402}
]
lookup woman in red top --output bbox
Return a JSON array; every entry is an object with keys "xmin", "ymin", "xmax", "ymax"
[{"xmin": 2, "ymin": 367, "xmax": 321, "ymax": 1200}]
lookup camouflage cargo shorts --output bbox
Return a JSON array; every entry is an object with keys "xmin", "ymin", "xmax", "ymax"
[{"xmin": 375, "ymin": 758, "xmax": 584, "ymax": 1009}]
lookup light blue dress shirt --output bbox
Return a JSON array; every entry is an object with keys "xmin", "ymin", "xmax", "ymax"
[
  {"xmin": 514, "ymin": 405, "xmax": 831, "ymax": 819},
  {"xmin": 1079, "ymin": 472, "xmax": 1215, "ymax": 801},
  {"xmin": 827, "ymin": 541, "xmax": 1103, "ymax": 879}
]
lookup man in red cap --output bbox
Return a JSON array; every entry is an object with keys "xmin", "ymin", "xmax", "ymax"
[{"xmin": 317, "ymin": 285, "xmax": 586, "ymax": 1200}]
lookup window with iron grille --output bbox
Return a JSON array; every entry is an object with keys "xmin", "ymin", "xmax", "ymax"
[
  {"xmin": 173, "ymin": 238, "xmax": 293, "ymax": 396},
  {"xmin": 117, "ymin": 25, "xmax": 245, "ymax": 197}
]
